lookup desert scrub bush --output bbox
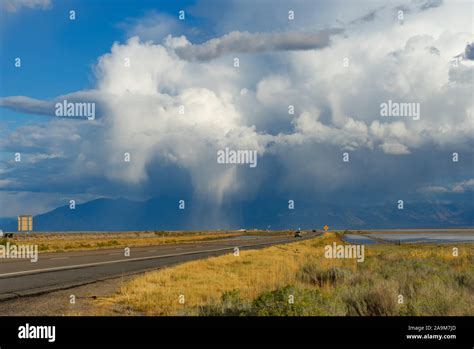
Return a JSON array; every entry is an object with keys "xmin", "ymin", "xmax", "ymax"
[
  {"xmin": 38, "ymin": 244, "xmax": 51, "ymax": 251},
  {"xmin": 298, "ymin": 264, "xmax": 352, "ymax": 287},
  {"xmin": 199, "ymin": 289, "xmax": 251, "ymax": 316},
  {"xmin": 346, "ymin": 271, "xmax": 371, "ymax": 287},
  {"xmin": 398, "ymin": 270, "xmax": 428, "ymax": 299},
  {"xmin": 249, "ymin": 285, "xmax": 345, "ymax": 316},
  {"xmin": 454, "ymin": 272, "xmax": 474, "ymax": 292},
  {"xmin": 374, "ymin": 258, "xmax": 437, "ymax": 280},
  {"xmin": 449, "ymin": 254, "xmax": 474, "ymax": 269},
  {"xmin": 345, "ymin": 281, "xmax": 398, "ymax": 316},
  {"xmin": 414, "ymin": 289, "xmax": 469, "ymax": 316},
  {"xmin": 96, "ymin": 240, "xmax": 119, "ymax": 248},
  {"xmin": 401, "ymin": 278, "xmax": 474, "ymax": 316}
]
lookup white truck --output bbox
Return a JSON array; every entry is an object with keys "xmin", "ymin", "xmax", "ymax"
[{"xmin": 0, "ymin": 229, "xmax": 14, "ymax": 238}]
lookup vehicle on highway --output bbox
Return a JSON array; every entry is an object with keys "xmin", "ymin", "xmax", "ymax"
[
  {"xmin": 0, "ymin": 230, "xmax": 14, "ymax": 238},
  {"xmin": 294, "ymin": 231, "xmax": 303, "ymax": 238}
]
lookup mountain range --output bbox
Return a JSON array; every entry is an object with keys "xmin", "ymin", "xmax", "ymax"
[{"xmin": 1, "ymin": 196, "xmax": 472, "ymax": 232}]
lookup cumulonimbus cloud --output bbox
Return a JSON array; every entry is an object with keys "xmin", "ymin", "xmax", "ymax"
[
  {"xmin": 174, "ymin": 29, "xmax": 342, "ymax": 61},
  {"xmin": 1, "ymin": 0, "xmax": 473, "ymax": 210}
]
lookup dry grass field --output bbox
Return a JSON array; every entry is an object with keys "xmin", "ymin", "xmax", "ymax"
[
  {"xmin": 2, "ymin": 231, "xmax": 240, "ymax": 253},
  {"xmin": 1, "ymin": 230, "xmax": 293, "ymax": 253},
  {"xmin": 95, "ymin": 233, "xmax": 474, "ymax": 316}
]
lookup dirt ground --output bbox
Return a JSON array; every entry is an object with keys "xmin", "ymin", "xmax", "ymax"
[{"xmin": 0, "ymin": 274, "xmax": 132, "ymax": 316}]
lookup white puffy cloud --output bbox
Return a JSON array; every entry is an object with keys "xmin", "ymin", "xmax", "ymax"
[{"xmin": 92, "ymin": 36, "xmax": 264, "ymax": 203}]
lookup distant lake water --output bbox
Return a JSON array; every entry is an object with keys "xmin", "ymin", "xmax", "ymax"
[
  {"xmin": 342, "ymin": 234, "xmax": 379, "ymax": 245},
  {"xmin": 343, "ymin": 233, "xmax": 474, "ymax": 244}
]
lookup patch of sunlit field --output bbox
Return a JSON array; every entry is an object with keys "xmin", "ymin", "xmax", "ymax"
[
  {"xmin": 96, "ymin": 233, "xmax": 473, "ymax": 316},
  {"xmin": 4, "ymin": 231, "xmax": 247, "ymax": 253}
]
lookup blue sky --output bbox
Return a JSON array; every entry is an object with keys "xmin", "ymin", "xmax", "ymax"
[
  {"xmin": 0, "ymin": 0, "xmax": 200, "ymax": 161},
  {"xmin": 0, "ymin": 0, "xmax": 473, "ymax": 222},
  {"xmin": 0, "ymin": 0, "xmax": 200, "ymax": 99}
]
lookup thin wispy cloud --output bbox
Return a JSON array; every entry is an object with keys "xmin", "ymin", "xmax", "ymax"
[
  {"xmin": 174, "ymin": 29, "xmax": 342, "ymax": 61},
  {"xmin": 1, "ymin": 0, "xmax": 51, "ymax": 13}
]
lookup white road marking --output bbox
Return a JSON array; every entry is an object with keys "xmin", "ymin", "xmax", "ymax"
[{"xmin": 49, "ymin": 257, "xmax": 69, "ymax": 260}]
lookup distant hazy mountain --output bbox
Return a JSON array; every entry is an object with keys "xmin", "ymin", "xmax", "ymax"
[{"xmin": 1, "ymin": 196, "xmax": 472, "ymax": 232}]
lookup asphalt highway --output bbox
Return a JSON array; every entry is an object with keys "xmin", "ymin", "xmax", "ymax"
[{"xmin": 0, "ymin": 232, "xmax": 321, "ymax": 301}]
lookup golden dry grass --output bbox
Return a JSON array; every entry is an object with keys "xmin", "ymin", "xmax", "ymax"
[
  {"xmin": 98, "ymin": 233, "xmax": 340, "ymax": 315},
  {"xmin": 95, "ymin": 233, "xmax": 474, "ymax": 316},
  {"xmin": 5, "ymin": 231, "xmax": 245, "ymax": 253}
]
